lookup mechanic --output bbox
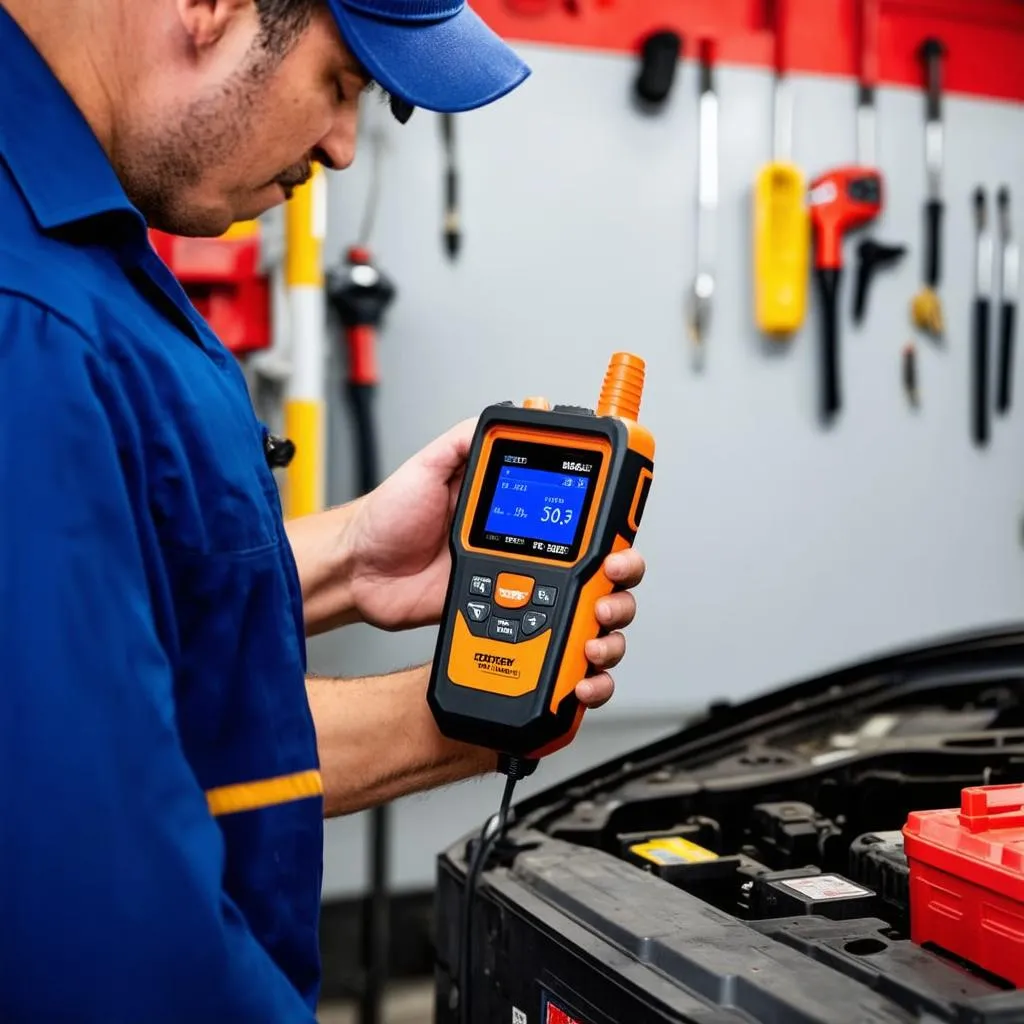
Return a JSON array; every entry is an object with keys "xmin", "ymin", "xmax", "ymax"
[{"xmin": 0, "ymin": 0, "xmax": 646, "ymax": 1021}]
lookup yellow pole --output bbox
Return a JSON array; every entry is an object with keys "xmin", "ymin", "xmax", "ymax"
[{"xmin": 283, "ymin": 166, "xmax": 327, "ymax": 519}]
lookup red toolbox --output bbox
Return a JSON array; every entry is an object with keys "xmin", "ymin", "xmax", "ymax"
[{"xmin": 903, "ymin": 783, "xmax": 1024, "ymax": 987}]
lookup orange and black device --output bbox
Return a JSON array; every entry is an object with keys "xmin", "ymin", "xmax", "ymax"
[{"xmin": 427, "ymin": 352, "xmax": 655, "ymax": 763}]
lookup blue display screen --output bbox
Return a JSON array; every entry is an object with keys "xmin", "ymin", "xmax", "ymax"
[
  {"xmin": 484, "ymin": 465, "xmax": 590, "ymax": 547},
  {"xmin": 469, "ymin": 438, "xmax": 603, "ymax": 562}
]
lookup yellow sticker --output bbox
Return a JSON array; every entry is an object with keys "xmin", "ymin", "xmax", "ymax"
[{"xmin": 628, "ymin": 836, "xmax": 718, "ymax": 866}]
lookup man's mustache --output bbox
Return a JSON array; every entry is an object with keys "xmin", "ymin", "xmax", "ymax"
[{"xmin": 274, "ymin": 164, "xmax": 313, "ymax": 190}]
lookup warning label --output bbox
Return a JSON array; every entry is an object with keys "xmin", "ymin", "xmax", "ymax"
[
  {"xmin": 779, "ymin": 874, "xmax": 871, "ymax": 901},
  {"xmin": 629, "ymin": 836, "xmax": 718, "ymax": 866}
]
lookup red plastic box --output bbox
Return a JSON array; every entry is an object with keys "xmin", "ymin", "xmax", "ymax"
[{"xmin": 903, "ymin": 783, "xmax": 1024, "ymax": 987}]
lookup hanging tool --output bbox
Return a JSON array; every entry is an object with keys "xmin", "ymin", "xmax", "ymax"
[
  {"xmin": 973, "ymin": 187, "xmax": 994, "ymax": 447},
  {"xmin": 634, "ymin": 29, "xmax": 683, "ymax": 110},
  {"xmin": 425, "ymin": 352, "xmax": 655, "ymax": 1024},
  {"xmin": 851, "ymin": 0, "xmax": 905, "ymax": 326},
  {"xmin": 808, "ymin": 168, "xmax": 883, "ymax": 422},
  {"xmin": 903, "ymin": 342, "xmax": 919, "ymax": 408},
  {"xmin": 911, "ymin": 37, "xmax": 947, "ymax": 341},
  {"xmin": 753, "ymin": 0, "xmax": 809, "ymax": 337},
  {"xmin": 997, "ymin": 186, "xmax": 1019, "ymax": 415},
  {"xmin": 687, "ymin": 38, "xmax": 717, "ymax": 370},
  {"xmin": 440, "ymin": 113, "xmax": 461, "ymax": 259}
]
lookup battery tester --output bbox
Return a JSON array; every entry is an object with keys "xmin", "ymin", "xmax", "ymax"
[{"xmin": 427, "ymin": 352, "xmax": 655, "ymax": 1024}]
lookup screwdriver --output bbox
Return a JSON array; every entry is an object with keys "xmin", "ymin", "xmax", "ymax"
[
  {"xmin": 440, "ymin": 113, "xmax": 460, "ymax": 259},
  {"xmin": 911, "ymin": 37, "xmax": 947, "ymax": 341},
  {"xmin": 997, "ymin": 186, "xmax": 1019, "ymax": 415},
  {"xmin": 687, "ymin": 38, "xmax": 718, "ymax": 370},
  {"xmin": 973, "ymin": 187, "xmax": 993, "ymax": 447}
]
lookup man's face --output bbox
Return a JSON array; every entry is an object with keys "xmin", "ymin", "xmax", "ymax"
[{"xmin": 119, "ymin": 2, "xmax": 370, "ymax": 237}]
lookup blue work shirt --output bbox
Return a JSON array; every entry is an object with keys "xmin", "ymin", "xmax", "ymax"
[{"xmin": 0, "ymin": 9, "xmax": 324, "ymax": 1021}]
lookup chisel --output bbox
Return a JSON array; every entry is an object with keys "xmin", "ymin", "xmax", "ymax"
[
  {"xmin": 997, "ymin": 186, "xmax": 1019, "ymax": 415},
  {"xmin": 973, "ymin": 187, "xmax": 993, "ymax": 447}
]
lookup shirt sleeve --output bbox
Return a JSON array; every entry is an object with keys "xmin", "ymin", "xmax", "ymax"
[{"xmin": 0, "ymin": 297, "xmax": 316, "ymax": 1023}]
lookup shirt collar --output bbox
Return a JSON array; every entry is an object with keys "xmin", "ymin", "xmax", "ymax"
[{"xmin": 0, "ymin": 6, "xmax": 145, "ymax": 239}]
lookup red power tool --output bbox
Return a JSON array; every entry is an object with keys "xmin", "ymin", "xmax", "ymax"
[{"xmin": 808, "ymin": 167, "xmax": 883, "ymax": 421}]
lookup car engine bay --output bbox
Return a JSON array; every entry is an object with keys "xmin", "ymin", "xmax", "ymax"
[{"xmin": 434, "ymin": 629, "xmax": 1024, "ymax": 1023}]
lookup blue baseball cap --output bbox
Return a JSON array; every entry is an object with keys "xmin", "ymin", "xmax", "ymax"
[{"xmin": 325, "ymin": 0, "xmax": 531, "ymax": 115}]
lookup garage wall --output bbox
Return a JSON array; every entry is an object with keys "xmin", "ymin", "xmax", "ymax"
[{"xmin": 306, "ymin": 45, "xmax": 1024, "ymax": 896}]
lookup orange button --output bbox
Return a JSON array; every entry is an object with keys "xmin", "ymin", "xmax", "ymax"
[{"xmin": 494, "ymin": 572, "xmax": 534, "ymax": 608}]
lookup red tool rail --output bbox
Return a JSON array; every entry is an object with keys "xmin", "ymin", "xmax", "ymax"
[{"xmin": 475, "ymin": 0, "xmax": 1024, "ymax": 105}]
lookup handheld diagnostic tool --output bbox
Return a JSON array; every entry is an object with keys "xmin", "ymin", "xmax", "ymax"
[{"xmin": 427, "ymin": 352, "xmax": 655, "ymax": 765}]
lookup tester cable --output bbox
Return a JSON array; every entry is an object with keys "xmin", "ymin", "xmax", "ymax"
[{"xmin": 458, "ymin": 756, "xmax": 536, "ymax": 1024}]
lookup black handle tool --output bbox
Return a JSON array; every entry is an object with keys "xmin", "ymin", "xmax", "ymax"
[
  {"xmin": 441, "ymin": 113, "xmax": 460, "ymax": 259},
  {"xmin": 920, "ymin": 37, "xmax": 945, "ymax": 291},
  {"xmin": 997, "ymin": 186, "xmax": 1019, "ymax": 415},
  {"xmin": 973, "ymin": 187, "xmax": 994, "ymax": 447}
]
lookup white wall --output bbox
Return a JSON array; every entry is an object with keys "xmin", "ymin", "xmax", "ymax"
[{"xmin": 307, "ymin": 44, "xmax": 1024, "ymax": 896}]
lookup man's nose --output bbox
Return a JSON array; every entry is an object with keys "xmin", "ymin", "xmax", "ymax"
[{"xmin": 317, "ymin": 109, "xmax": 358, "ymax": 172}]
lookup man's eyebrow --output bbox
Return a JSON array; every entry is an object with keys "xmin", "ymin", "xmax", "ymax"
[
  {"xmin": 362, "ymin": 78, "xmax": 414, "ymax": 124},
  {"xmin": 341, "ymin": 51, "xmax": 413, "ymax": 123}
]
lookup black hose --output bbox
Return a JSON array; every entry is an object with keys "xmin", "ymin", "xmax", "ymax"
[{"xmin": 346, "ymin": 382, "xmax": 379, "ymax": 498}]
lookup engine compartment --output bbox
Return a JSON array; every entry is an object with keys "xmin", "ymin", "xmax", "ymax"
[
  {"xmin": 532, "ymin": 677, "xmax": 1024, "ymax": 969},
  {"xmin": 435, "ymin": 633, "xmax": 1024, "ymax": 1022}
]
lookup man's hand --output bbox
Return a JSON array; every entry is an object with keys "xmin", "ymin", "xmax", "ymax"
[{"xmin": 344, "ymin": 418, "xmax": 645, "ymax": 710}]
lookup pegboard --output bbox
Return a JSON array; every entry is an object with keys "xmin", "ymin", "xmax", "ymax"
[{"xmin": 473, "ymin": 0, "xmax": 1024, "ymax": 104}]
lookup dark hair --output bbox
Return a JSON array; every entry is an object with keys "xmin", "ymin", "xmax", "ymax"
[{"xmin": 254, "ymin": 0, "xmax": 320, "ymax": 58}]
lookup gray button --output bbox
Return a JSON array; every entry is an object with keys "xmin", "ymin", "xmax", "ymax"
[
  {"xmin": 487, "ymin": 616, "xmax": 519, "ymax": 643},
  {"xmin": 466, "ymin": 601, "xmax": 490, "ymax": 623},
  {"xmin": 470, "ymin": 575, "xmax": 492, "ymax": 597},
  {"xmin": 521, "ymin": 611, "xmax": 547, "ymax": 636},
  {"xmin": 533, "ymin": 586, "xmax": 557, "ymax": 606}
]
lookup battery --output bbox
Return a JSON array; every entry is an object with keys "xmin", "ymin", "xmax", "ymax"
[
  {"xmin": 752, "ymin": 870, "xmax": 877, "ymax": 921},
  {"xmin": 848, "ymin": 831, "xmax": 910, "ymax": 930},
  {"xmin": 903, "ymin": 783, "xmax": 1024, "ymax": 987}
]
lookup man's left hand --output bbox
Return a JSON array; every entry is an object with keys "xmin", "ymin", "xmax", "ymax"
[{"xmin": 345, "ymin": 418, "xmax": 645, "ymax": 710}]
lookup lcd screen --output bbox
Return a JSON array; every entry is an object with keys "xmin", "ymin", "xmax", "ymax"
[{"xmin": 469, "ymin": 438, "xmax": 603, "ymax": 562}]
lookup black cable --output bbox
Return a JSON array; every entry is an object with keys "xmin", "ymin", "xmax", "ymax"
[
  {"xmin": 458, "ymin": 758, "xmax": 534, "ymax": 1024},
  {"xmin": 345, "ymin": 381, "xmax": 379, "ymax": 497}
]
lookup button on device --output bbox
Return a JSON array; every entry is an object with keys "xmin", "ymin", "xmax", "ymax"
[
  {"xmin": 494, "ymin": 572, "xmax": 534, "ymax": 609},
  {"xmin": 466, "ymin": 601, "xmax": 490, "ymax": 623},
  {"xmin": 533, "ymin": 586, "xmax": 557, "ymax": 607},
  {"xmin": 469, "ymin": 575, "xmax": 492, "ymax": 597},
  {"xmin": 521, "ymin": 611, "xmax": 547, "ymax": 636},
  {"xmin": 488, "ymin": 616, "xmax": 520, "ymax": 643}
]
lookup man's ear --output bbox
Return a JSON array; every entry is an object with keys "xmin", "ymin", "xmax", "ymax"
[{"xmin": 175, "ymin": 0, "xmax": 253, "ymax": 50}]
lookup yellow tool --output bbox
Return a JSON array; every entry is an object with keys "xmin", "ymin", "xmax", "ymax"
[{"xmin": 753, "ymin": 0, "xmax": 809, "ymax": 336}]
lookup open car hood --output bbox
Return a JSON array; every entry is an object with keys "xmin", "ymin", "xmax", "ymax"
[{"xmin": 433, "ymin": 624, "xmax": 1024, "ymax": 1023}]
